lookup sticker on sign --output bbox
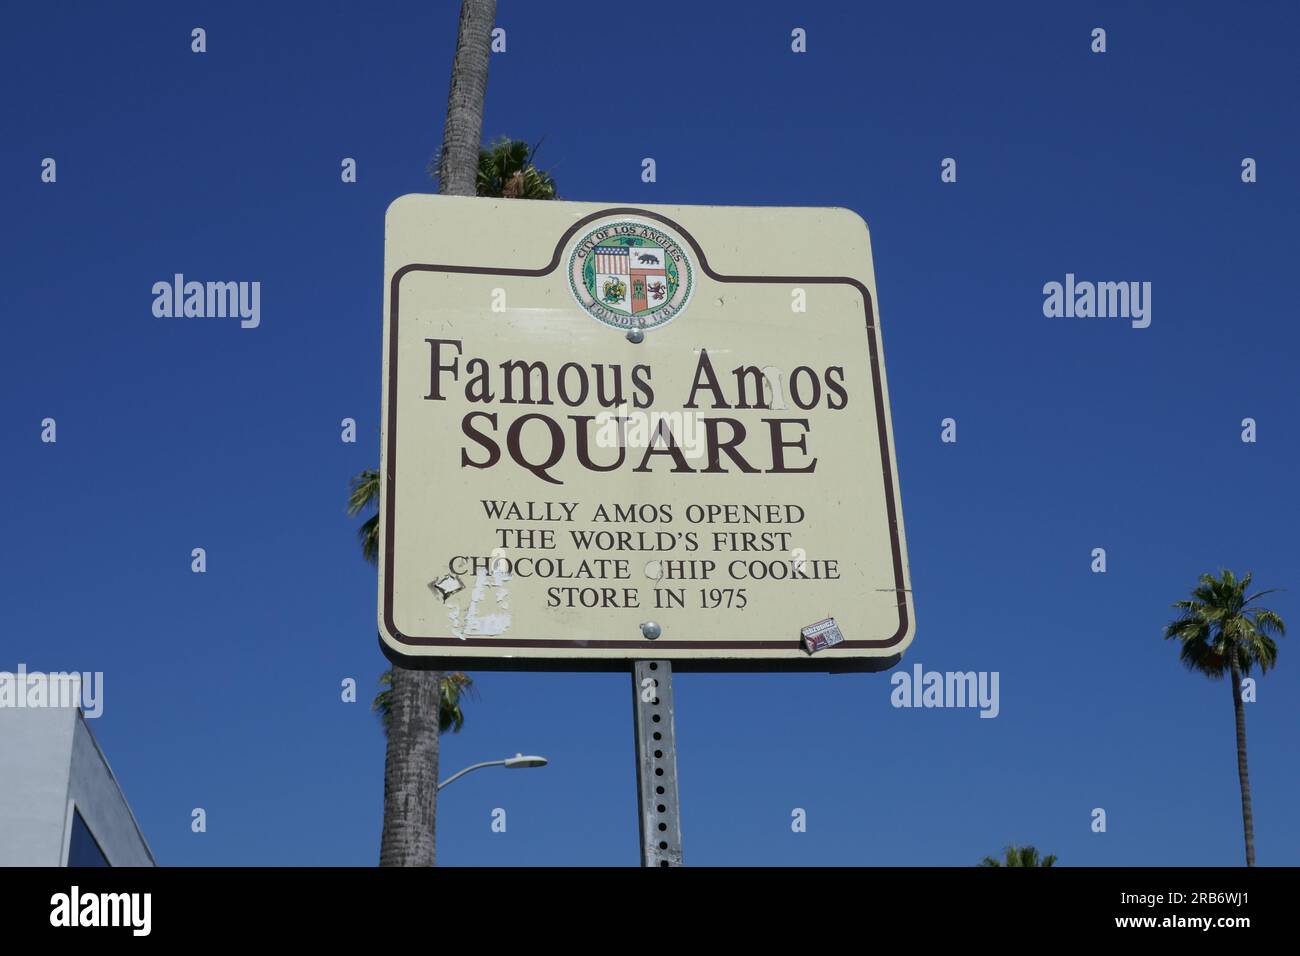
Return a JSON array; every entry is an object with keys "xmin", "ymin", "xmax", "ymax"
[{"xmin": 378, "ymin": 196, "xmax": 913, "ymax": 671}]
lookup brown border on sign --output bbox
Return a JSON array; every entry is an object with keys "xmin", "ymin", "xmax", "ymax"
[{"xmin": 381, "ymin": 206, "xmax": 909, "ymax": 672}]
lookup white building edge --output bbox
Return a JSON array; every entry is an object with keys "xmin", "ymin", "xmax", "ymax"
[{"xmin": 0, "ymin": 694, "xmax": 155, "ymax": 866}]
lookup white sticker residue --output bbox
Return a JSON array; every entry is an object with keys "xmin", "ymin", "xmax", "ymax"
[{"xmin": 447, "ymin": 566, "xmax": 512, "ymax": 639}]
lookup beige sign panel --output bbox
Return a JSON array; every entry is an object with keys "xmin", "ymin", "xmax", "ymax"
[{"xmin": 379, "ymin": 195, "xmax": 913, "ymax": 670}]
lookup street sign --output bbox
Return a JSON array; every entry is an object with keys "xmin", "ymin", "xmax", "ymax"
[{"xmin": 379, "ymin": 196, "xmax": 913, "ymax": 670}]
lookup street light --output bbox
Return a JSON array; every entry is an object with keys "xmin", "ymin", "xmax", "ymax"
[{"xmin": 437, "ymin": 753, "xmax": 549, "ymax": 791}]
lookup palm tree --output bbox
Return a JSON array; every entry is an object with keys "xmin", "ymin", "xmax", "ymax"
[
  {"xmin": 351, "ymin": 470, "xmax": 465, "ymax": 866},
  {"xmin": 979, "ymin": 845, "xmax": 1057, "ymax": 867},
  {"xmin": 1164, "ymin": 569, "xmax": 1286, "ymax": 866},
  {"xmin": 375, "ymin": 0, "xmax": 497, "ymax": 867}
]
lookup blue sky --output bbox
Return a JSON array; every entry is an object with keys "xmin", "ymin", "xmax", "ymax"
[{"xmin": 2, "ymin": 0, "xmax": 1297, "ymax": 866}]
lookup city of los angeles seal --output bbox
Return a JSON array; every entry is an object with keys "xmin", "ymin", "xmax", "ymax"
[{"xmin": 566, "ymin": 218, "xmax": 694, "ymax": 333}]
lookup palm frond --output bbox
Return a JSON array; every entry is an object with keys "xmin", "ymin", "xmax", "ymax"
[
  {"xmin": 347, "ymin": 469, "xmax": 380, "ymax": 516},
  {"xmin": 372, "ymin": 670, "xmax": 477, "ymax": 736},
  {"xmin": 978, "ymin": 844, "xmax": 1057, "ymax": 867},
  {"xmin": 1250, "ymin": 607, "xmax": 1286, "ymax": 637},
  {"xmin": 475, "ymin": 136, "xmax": 557, "ymax": 200},
  {"xmin": 358, "ymin": 514, "xmax": 379, "ymax": 566}
]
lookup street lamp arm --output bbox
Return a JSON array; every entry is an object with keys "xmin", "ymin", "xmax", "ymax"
[{"xmin": 437, "ymin": 760, "xmax": 506, "ymax": 791}]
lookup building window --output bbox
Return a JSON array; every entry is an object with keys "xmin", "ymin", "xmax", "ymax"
[{"xmin": 68, "ymin": 808, "xmax": 109, "ymax": 867}]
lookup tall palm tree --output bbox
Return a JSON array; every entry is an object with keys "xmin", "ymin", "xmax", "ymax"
[
  {"xmin": 374, "ymin": 0, "xmax": 496, "ymax": 868},
  {"xmin": 979, "ymin": 845, "xmax": 1057, "ymax": 867},
  {"xmin": 1164, "ymin": 569, "xmax": 1286, "ymax": 866},
  {"xmin": 351, "ymin": 469, "xmax": 466, "ymax": 866}
]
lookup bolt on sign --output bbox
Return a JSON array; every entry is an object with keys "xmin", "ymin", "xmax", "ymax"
[{"xmin": 379, "ymin": 196, "xmax": 913, "ymax": 671}]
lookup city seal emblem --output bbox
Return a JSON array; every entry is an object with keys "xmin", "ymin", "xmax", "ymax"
[{"xmin": 567, "ymin": 218, "xmax": 694, "ymax": 333}]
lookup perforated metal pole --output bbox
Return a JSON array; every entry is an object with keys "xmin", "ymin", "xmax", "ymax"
[{"xmin": 632, "ymin": 660, "xmax": 683, "ymax": 866}]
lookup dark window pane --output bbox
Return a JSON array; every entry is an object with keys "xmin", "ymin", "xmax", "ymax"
[{"xmin": 68, "ymin": 809, "xmax": 109, "ymax": 867}]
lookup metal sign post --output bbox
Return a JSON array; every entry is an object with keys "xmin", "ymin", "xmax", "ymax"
[{"xmin": 633, "ymin": 660, "xmax": 682, "ymax": 867}]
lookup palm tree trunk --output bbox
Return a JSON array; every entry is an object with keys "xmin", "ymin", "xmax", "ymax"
[
  {"xmin": 1229, "ymin": 660, "xmax": 1255, "ymax": 866},
  {"xmin": 378, "ymin": 0, "xmax": 495, "ymax": 867},
  {"xmin": 379, "ymin": 668, "xmax": 442, "ymax": 866},
  {"xmin": 437, "ymin": 0, "xmax": 496, "ymax": 197}
]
